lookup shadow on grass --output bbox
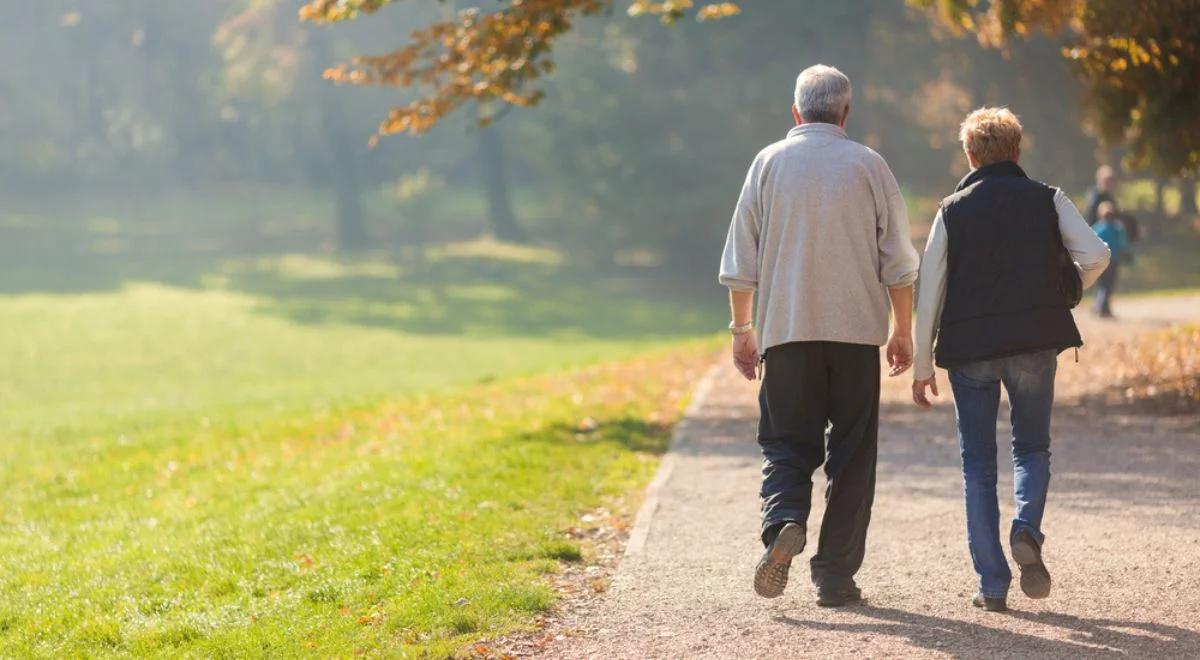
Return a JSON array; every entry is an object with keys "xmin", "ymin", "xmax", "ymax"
[
  {"xmin": 215, "ymin": 252, "xmax": 719, "ymax": 339},
  {"xmin": 515, "ymin": 416, "xmax": 675, "ymax": 454},
  {"xmin": 775, "ymin": 605, "xmax": 1200, "ymax": 658},
  {"xmin": 0, "ymin": 190, "xmax": 723, "ymax": 340},
  {"xmin": 0, "ymin": 240, "xmax": 721, "ymax": 340}
]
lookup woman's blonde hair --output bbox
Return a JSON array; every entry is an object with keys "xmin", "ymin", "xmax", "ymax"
[{"xmin": 959, "ymin": 107, "xmax": 1022, "ymax": 166}]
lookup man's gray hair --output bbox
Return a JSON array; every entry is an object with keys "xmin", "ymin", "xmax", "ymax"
[{"xmin": 794, "ymin": 64, "xmax": 852, "ymax": 125}]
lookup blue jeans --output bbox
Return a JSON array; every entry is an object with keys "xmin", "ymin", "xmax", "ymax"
[{"xmin": 948, "ymin": 349, "xmax": 1056, "ymax": 599}]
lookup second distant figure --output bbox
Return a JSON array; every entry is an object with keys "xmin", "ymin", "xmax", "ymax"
[{"xmin": 1093, "ymin": 201, "xmax": 1134, "ymax": 318}]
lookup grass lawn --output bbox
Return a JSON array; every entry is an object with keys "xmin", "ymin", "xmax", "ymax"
[
  {"xmin": 0, "ymin": 202, "xmax": 724, "ymax": 655},
  {"xmin": 0, "ymin": 342, "xmax": 715, "ymax": 656}
]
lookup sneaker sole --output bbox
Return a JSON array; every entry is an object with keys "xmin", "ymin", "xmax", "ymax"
[
  {"xmin": 754, "ymin": 524, "xmax": 805, "ymax": 598},
  {"xmin": 1011, "ymin": 536, "xmax": 1051, "ymax": 599}
]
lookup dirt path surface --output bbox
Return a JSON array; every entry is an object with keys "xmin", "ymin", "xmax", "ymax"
[{"xmin": 538, "ymin": 295, "xmax": 1200, "ymax": 659}]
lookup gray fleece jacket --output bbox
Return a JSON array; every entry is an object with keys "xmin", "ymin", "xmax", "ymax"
[{"xmin": 719, "ymin": 123, "xmax": 920, "ymax": 350}]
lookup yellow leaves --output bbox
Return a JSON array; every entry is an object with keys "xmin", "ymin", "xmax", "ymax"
[
  {"xmin": 628, "ymin": 0, "xmax": 694, "ymax": 19},
  {"xmin": 312, "ymin": 1, "xmax": 611, "ymax": 137},
  {"xmin": 299, "ymin": 0, "xmax": 393, "ymax": 23},
  {"xmin": 697, "ymin": 2, "xmax": 742, "ymax": 21},
  {"xmin": 1063, "ymin": 45, "xmax": 1088, "ymax": 60},
  {"xmin": 628, "ymin": 0, "xmax": 741, "ymax": 23},
  {"xmin": 305, "ymin": 0, "xmax": 741, "ymax": 138}
]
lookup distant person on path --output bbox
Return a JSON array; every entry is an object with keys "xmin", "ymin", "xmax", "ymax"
[
  {"xmin": 1085, "ymin": 165, "xmax": 1116, "ymax": 227},
  {"xmin": 1087, "ymin": 165, "xmax": 1143, "ymax": 242},
  {"xmin": 1093, "ymin": 201, "xmax": 1133, "ymax": 318},
  {"xmin": 912, "ymin": 108, "xmax": 1110, "ymax": 612},
  {"xmin": 719, "ymin": 64, "xmax": 919, "ymax": 607}
]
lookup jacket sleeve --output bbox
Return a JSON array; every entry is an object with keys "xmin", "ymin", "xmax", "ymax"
[
  {"xmin": 913, "ymin": 210, "xmax": 948, "ymax": 381},
  {"xmin": 718, "ymin": 157, "xmax": 763, "ymax": 291},
  {"xmin": 1054, "ymin": 189, "xmax": 1111, "ymax": 290},
  {"xmin": 875, "ymin": 159, "xmax": 920, "ymax": 287}
]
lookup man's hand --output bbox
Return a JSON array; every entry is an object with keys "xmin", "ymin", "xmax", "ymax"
[
  {"xmin": 731, "ymin": 332, "xmax": 759, "ymax": 381},
  {"xmin": 886, "ymin": 333, "xmax": 912, "ymax": 377},
  {"xmin": 912, "ymin": 375, "xmax": 939, "ymax": 409}
]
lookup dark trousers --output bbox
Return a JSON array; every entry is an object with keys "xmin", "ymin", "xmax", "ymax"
[
  {"xmin": 1094, "ymin": 261, "xmax": 1119, "ymax": 317},
  {"xmin": 758, "ymin": 341, "xmax": 880, "ymax": 589}
]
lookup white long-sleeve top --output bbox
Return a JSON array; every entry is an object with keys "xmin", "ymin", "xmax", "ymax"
[{"xmin": 913, "ymin": 188, "xmax": 1111, "ymax": 380}]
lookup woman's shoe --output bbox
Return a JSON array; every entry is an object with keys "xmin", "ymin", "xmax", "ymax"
[{"xmin": 972, "ymin": 592, "xmax": 1008, "ymax": 612}]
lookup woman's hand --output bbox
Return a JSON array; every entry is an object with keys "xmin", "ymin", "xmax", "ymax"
[{"xmin": 912, "ymin": 375, "xmax": 939, "ymax": 409}]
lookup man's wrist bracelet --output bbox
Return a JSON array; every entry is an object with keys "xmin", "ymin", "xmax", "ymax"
[{"xmin": 729, "ymin": 321, "xmax": 753, "ymax": 335}]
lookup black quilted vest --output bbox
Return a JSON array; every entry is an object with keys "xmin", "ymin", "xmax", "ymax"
[{"xmin": 934, "ymin": 161, "xmax": 1082, "ymax": 368}]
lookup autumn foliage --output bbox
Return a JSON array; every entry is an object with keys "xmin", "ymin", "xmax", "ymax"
[
  {"xmin": 299, "ymin": 0, "xmax": 740, "ymax": 136},
  {"xmin": 912, "ymin": 0, "xmax": 1200, "ymax": 175},
  {"xmin": 303, "ymin": 0, "xmax": 1197, "ymax": 178}
]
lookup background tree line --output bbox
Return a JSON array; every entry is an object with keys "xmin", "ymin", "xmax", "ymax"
[{"xmin": 2, "ymin": 1, "xmax": 1195, "ymax": 266}]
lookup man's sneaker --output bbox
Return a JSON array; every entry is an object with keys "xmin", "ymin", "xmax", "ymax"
[
  {"xmin": 1011, "ymin": 530, "xmax": 1052, "ymax": 599},
  {"xmin": 753, "ymin": 522, "xmax": 805, "ymax": 598},
  {"xmin": 972, "ymin": 592, "xmax": 1008, "ymax": 612},
  {"xmin": 816, "ymin": 584, "xmax": 864, "ymax": 607}
]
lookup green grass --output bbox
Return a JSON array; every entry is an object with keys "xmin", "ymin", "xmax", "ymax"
[
  {"xmin": 0, "ymin": 344, "xmax": 715, "ymax": 656},
  {"xmin": 1117, "ymin": 224, "xmax": 1200, "ymax": 293},
  {"xmin": 0, "ymin": 245, "xmax": 718, "ymax": 449},
  {"xmin": 0, "ymin": 192, "xmax": 724, "ymax": 656}
]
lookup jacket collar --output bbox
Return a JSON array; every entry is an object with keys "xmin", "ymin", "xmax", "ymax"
[
  {"xmin": 786, "ymin": 123, "xmax": 848, "ymax": 140},
  {"xmin": 954, "ymin": 159, "xmax": 1027, "ymax": 193}
]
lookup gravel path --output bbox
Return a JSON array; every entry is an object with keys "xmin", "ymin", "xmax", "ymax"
[{"xmin": 541, "ymin": 295, "xmax": 1200, "ymax": 659}]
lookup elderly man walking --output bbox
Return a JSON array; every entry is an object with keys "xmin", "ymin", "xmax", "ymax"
[
  {"xmin": 912, "ymin": 108, "xmax": 1110, "ymax": 612},
  {"xmin": 719, "ymin": 64, "xmax": 919, "ymax": 607}
]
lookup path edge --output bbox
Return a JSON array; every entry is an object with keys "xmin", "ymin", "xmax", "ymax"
[{"xmin": 623, "ymin": 361, "xmax": 724, "ymax": 557}]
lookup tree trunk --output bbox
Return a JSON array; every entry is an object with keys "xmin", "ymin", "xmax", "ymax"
[
  {"xmin": 321, "ymin": 108, "xmax": 368, "ymax": 251},
  {"xmin": 310, "ymin": 34, "xmax": 368, "ymax": 252},
  {"xmin": 1180, "ymin": 178, "xmax": 1199, "ymax": 218},
  {"xmin": 1154, "ymin": 178, "xmax": 1167, "ymax": 219},
  {"xmin": 331, "ymin": 158, "xmax": 368, "ymax": 251},
  {"xmin": 477, "ymin": 124, "xmax": 525, "ymax": 243}
]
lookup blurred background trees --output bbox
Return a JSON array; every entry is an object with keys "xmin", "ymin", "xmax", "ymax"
[
  {"xmin": 1, "ymin": 1, "xmax": 1196, "ymax": 267},
  {"xmin": 914, "ymin": 0, "xmax": 1200, "ymax": 214}
]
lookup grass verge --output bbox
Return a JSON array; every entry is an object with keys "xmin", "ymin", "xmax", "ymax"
[{"xmin": 0, "ymin": 343, "xmax": 717, "ymax": 656}]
